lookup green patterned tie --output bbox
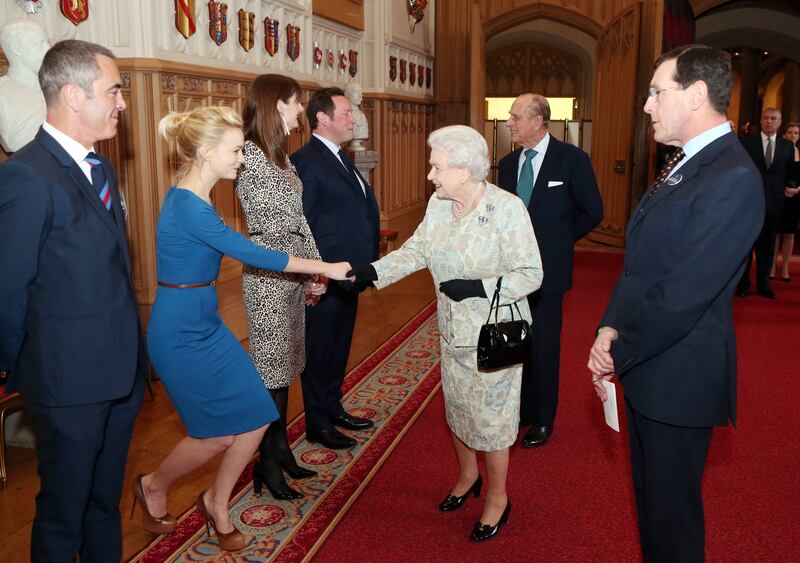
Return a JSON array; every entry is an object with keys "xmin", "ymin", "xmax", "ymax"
[{"xmin": 516, "ymin": 149, "xmax": 537, "ymax": 206}]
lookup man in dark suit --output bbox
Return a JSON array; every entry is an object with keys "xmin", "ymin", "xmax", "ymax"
[
  {"xmin": 291, "ymin": 87, "xmax": 380, "ymax": 449},
  {"xmin": 737, "ymin": 107, "xmax": 794, "ymax": 298},
  {"xmin": 497, "ymin": 93, "xmax": 603, "ymax": 448},
  {"xmin": 0, "ymin": 40, "xmax": 146, "ymax": 562},
  {"xmin": 589, "ymin": 45, "xmax": 763, "ymax": 562}
]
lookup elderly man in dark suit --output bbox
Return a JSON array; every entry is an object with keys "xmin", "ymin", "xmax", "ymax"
[
  {"xmin": 497, "ymin": 93, "xmax": 603, "ymax": 448},
  {"xmin": 589, "ymin": 45, "xmax": 763, "ymax": 562},
  {"xmin": 0, "ymin": 40, "xmax": 146, "ymax": 562},
  {"xmin": 736, "ymin": 106, "xmax": 794, "ymax": 298},
  {"xmin": 291, "ymin": 87, "xmax": 380, "ymax": 450}
]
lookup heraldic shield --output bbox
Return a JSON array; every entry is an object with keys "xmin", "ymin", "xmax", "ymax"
[
  {"xmin": 389, "ymin": 56, "xmax": 397, "ymax": 82},
  {"xmin": 238, "ymin": 9, "xmax": 255, "ymax": 52},
  {"xmin": 174, "ymin": 0, "xmax": 196, "ymax": 39},
  {"xmin": 418, "ymin": 64, "xmax": 424, "ymax": 87},
  {"xmin": 208, "ymin": 1, "xmax": 228, "ymax": 45},
  {"xmin": 61, "ymin": 0, "xmax": 88, "ymax": 26},
  {"xmin": 409, "ymin": 62, "xmax": 416, "ymax": 86},
  {"xmin": 264, "ymin": 17, "xmax": 279, "ymax": 56},
  {"xmin": 286, "ymin": 24, "xmax": 300, "ymax": 62},
  {"xmin": 349, "ymin": 50, "xmax": 358, "ymax": 77},
  {"xmin": 399, "ymin": 59, "xmax": 407, "ymax": 84}
]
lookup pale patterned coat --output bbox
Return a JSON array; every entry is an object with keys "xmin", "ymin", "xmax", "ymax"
[{"xmin": 373, "ymin": 183, "xmax": 543, "ymax": 450}]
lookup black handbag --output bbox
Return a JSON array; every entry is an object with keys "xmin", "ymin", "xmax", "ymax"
[{"xmin": 477, "ymin": 277, "xmax": 531, "ymax": 371}]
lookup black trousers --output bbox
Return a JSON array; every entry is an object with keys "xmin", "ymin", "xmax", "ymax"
[
  {"xmin": 626, "ymin": 400, "xmax": 713, "ymax": 563},
  {"xmin": 520, "ymin": 291, "xmax": 564, "ymax": 427},
  {"xmin": 27, "ymin": 376, "xmax": 144, "ymax": 563},
  {"xmin": 301, "ymin": 284, "xmax": 359, "ymax": 433},
  {"xmin": 738, "ymin": 212, "xmax": 778, "ymax": 292}
]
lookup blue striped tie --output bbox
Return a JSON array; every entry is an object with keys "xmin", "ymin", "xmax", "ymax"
[
  {"xmin": 85, "ymin": 152, "xmax": 112, "ymax": 211},
  {"xmin": 516, "ymin": 149, "xmax": 537, "ymax": 206}
]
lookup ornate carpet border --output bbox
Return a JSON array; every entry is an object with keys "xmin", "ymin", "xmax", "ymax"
[{"xmin": 129, "ymin": 301, "xmax": 440, "ymax": 562}]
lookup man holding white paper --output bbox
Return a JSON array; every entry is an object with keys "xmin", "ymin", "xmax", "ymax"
[{"xmin": 588, "ymin": 45, "xmax": 763, "ymax": 563}]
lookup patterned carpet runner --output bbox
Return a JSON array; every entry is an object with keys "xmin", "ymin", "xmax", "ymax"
[{"xmin": 130, "ymin": 301, "xmax": 440, "ymax": 562}]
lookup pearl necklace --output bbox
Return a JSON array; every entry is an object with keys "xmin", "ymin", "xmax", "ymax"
[{"xmin": 451, "ymin": 182, "xmax": 485, "ymax": 221}]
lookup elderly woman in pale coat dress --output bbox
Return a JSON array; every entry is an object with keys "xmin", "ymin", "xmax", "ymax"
[{"xmin": 348, "ymin": 125, "xmax": 542, "ymax": 542}]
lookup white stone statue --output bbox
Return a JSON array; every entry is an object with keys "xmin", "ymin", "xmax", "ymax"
[
  {"xmin": 0, "ymin": 19, "xmax": 50, "ymax": 153},
  {"xmin": 344, "ymin": 81, "xmax": 368, "ymax": 151}
]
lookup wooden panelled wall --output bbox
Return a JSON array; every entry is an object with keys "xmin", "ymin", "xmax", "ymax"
[{"xmin": 91, "ymin": 59, "xmax": 431, "ymax": 335}]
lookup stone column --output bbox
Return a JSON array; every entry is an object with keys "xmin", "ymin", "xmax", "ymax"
[{"xmin": 781, "ymin": 61, "xmax": 800, "ymax": 125}]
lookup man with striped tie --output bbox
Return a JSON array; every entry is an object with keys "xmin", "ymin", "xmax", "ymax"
[
  {"xmin": 0, "ymin": 40, "xmax": 146, "ymax": 562},
  {"xmin": 497, "ymin": 93, "xmax": 603, "ymax": 449}
]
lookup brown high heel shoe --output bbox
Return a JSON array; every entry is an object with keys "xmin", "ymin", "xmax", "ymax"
[
  {"xmin": 130, "ymin": 475, "xmax": 177, "ymax": 535},
  {"xmin": 195, "ymin": 491, "xmax": 246, "ymax": 552}
]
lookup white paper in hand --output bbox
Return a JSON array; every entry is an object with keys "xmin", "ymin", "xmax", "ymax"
[{"xmin": 602, "ymin": 380, "xmax": 619, "ymax": 432}]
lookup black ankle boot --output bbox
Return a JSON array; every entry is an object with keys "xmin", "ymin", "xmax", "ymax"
[
  {"xmin": 270, "ymin": 387, "xmax": 318, "ymax": 480},
  {"xmin": 438, "ymin": 475, "xmax": 482, "ymax": 512},
  {"xmin": 252, "ymin": 459, "xmax": 302, "ymax": 500}
]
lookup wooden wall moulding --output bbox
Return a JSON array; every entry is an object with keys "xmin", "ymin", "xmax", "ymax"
[
  {"xmin": 486, "ymin": 43, "xmax": 582, "ymax": 98},
  {"xmin": 313, "ymin": 0, "xmax": 365, "ymax": 31}
]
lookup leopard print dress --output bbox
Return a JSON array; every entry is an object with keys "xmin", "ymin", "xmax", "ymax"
[{"xmin": 235, "ymin": 141, "xmax": 321, "ymax": 389}]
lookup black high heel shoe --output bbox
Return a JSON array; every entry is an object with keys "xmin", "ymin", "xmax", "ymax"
[
  {"xmin": 252, "ymin": 462, "xmax": 303, "ymax": 500},
  {"xmin": 281, "ymin": 462, "xmax": 317, "ymax": 480},
  {"xmin": 470, "ymin": 500, "xmax": 511, "ymax": 542},
  {"xmin": 438, "ymin": 475, "xmax": 482, "ymax": 512}
]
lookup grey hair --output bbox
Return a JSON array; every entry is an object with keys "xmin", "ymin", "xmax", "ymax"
[
  {"xmin": 38, "ymin": 39, "xmax": 115, "ymax": 107},
  {"xmin": 427, "ymin": 125, "xmax": 490, "ymax": 182}
]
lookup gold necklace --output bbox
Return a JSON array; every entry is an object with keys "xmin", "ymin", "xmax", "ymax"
[{"xmin": 451, "ymin": 182, "xmax": 484, "ymax": 221}]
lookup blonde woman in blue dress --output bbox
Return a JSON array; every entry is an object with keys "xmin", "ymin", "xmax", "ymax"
[
  {"xmin": 133, "ymin": 106, "xmax": 351, "ymax": 552},
  {"xmin": 348, "ymin": 125, "xmax": 543, "ymax": 542}
]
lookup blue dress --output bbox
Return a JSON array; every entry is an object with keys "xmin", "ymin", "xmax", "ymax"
[{"xmin": 148, "ymin": 188, "xmax": 288, "ymax": 438}]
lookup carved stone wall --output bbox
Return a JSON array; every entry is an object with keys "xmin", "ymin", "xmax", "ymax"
[{"xmin": 486, "ymin": 42, "xmax": 582, "ymax": 98}]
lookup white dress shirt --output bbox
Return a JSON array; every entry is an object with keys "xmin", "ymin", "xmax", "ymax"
[
  {"xmin": 313, "ymin": 132, "xmax": 366, "ymax": 195},
  {"xmin": 42, "ymin": 121, "xmax": 94, "ymax": 183},
  {"xmin": 516, "ymin": 132, "xmax": 551, "ymax": 186}
]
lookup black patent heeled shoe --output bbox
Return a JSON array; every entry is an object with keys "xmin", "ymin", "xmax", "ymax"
[
  {"xmin": 252, "ymin": 462, "xmax": 303, "ymax": 500},
  {"xmin": 438, "ymin": 475, "xmax": 482, "ymax": 512},
  {"xmin": 470, "ymin": 501, "xmax": 511, "ymax": 542}
]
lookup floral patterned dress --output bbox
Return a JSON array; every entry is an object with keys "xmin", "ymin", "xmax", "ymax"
[
  {"xmin": 372, "ymin": 183, "xmax": 543, "ymax": 450},
  {"xmin": 235, "ymin": 141, "xmax": 321, "ymax": 389}
]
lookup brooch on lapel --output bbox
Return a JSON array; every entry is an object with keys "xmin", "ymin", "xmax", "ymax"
[
  {"xmin": 120, "ymin": 190, "xmax": 128, "ymax": 221},
  {"xmin": 666, "ymin": 174, "xmax": 683, "ymax": 186},
  {"xmin": 478, "ymin": 216, "xmax": 488, "ymax": 225},
  {"xmin": 485, "ymin": 204, "xmax": 495, "ymax": 213}
]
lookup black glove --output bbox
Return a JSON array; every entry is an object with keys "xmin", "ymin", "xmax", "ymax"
[
  {"xmin": 438, "ymin": 279, "xmax": 487, "ymax": 302},
  {"xmin": 346, "ymin": 264, "xmax": 378, "ymax": 285}
]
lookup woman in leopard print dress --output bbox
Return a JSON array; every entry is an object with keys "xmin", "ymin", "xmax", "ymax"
[{"xmin": 236, "ymin": 74, "xmax": 324, "ymax": 499}]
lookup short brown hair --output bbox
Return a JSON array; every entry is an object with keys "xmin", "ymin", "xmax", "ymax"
[
  {"xmin": 655, "ymin": 44, "xmax": 732, "ymax": 114},
  {"xmin": 242, "ymin": 74, "xmax": 303, "ymax": 169},
  {"xmin": 306, "ymin": 87, "xmax": 345, "ymax": 130}
]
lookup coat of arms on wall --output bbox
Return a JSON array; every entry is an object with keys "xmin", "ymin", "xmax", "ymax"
[
  {"xmin": 208, "ymin": 1, "xmax": 228, "ymax": 46},
  {"xmin": 174, "ymin": 0, "xmax": 196, "ymax": 39},
  {"xmin": 264, "ymin": 18, "xmax": 279, "ymax": 56},
  {"xmin": 418, "ymin": 64, "xmax": 425, "ymax": 87},
  {"xmin": 399, "ymin": 59, "xmax": 407, "ymax": 84},
  {"xmin": 286, "ymin": 24, "xmax": 300, "ymax": 62},
  {"xmin": 389, "ymin": 56, "xmax": 397, "ymax": 82},
  {"xmin": 326, "ymin": 49, "xmax": 335, "ymax": 70},
  {"xmin": 238, "ymin": 9, "xmax": 255, "ymax": 52},
  {"xmin": 338, "ymin": 49, "xmax": 348, "ymax": 76},
  {"xmin": 406, "ymin": 0, "xmax": 428, "ymax": 32},
  {"xmin": 61, "ymin": 0, "xmax": 88, "ymax": 25},
  {"xmin": 349, "ymin": 50, "xmax": 358, "ymax": 77},
  {"xmin": 313, "ymin": 42, "xmax": 323, "ymax": 70},
  {"xmin": 426, "ymin": 66, "xmax": 432, "ymax": 89},
  {"xmin": 409, "ymin": 63, "xmax": 416, "ymax": 86}
]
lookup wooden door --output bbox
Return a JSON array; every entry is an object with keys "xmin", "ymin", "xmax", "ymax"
[{"xmin": 589, "ymin": 4, "xmax": 641, "ymax": 247}]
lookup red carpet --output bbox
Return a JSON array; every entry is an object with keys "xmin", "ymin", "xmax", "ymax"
[{"xmin": 315, "ymin": 251, "xmax": 800, "ymax": 562}]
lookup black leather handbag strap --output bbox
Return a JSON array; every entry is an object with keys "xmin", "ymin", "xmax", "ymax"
[{"xmin": 485, "ymin": 276, "xmax": 523, "ymax": 325}]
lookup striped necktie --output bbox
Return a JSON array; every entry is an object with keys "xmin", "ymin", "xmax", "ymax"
[
  {"xmin": 85, "ymin": 152, "xmax": 112, "ymax": 211},
  {"xmin": 516, "ymin": 149, "xmax": 537, "ymax": 206}
]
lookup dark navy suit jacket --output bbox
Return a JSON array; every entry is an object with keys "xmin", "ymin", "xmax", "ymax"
[
  {"xmin": 600, "ymin": 132, "xmax": 763, "ymax": 427},
  {"xmin": 497, "ymin": 135, "xmax": 603, "ymax": 295},
  {"xmin": 740, "ymin": 133, "xmax": 793, "ymax": 216},
  {"xmin": 291, "ymin": 135, "xmax": 380, "ymax": 272},
  {"xmin": 0, "ymin": 128, "xmax": 145, "ymax": 406}
]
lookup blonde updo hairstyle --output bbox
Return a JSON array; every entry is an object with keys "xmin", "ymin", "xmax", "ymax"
[{"xmin": 158, "ymin": 105, "xmax": 243, "ymax": 182}]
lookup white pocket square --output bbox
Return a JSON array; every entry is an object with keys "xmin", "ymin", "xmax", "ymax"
[{"xmin": 547, "ymin": 181, "xmax": 564, "ymax": 187}]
